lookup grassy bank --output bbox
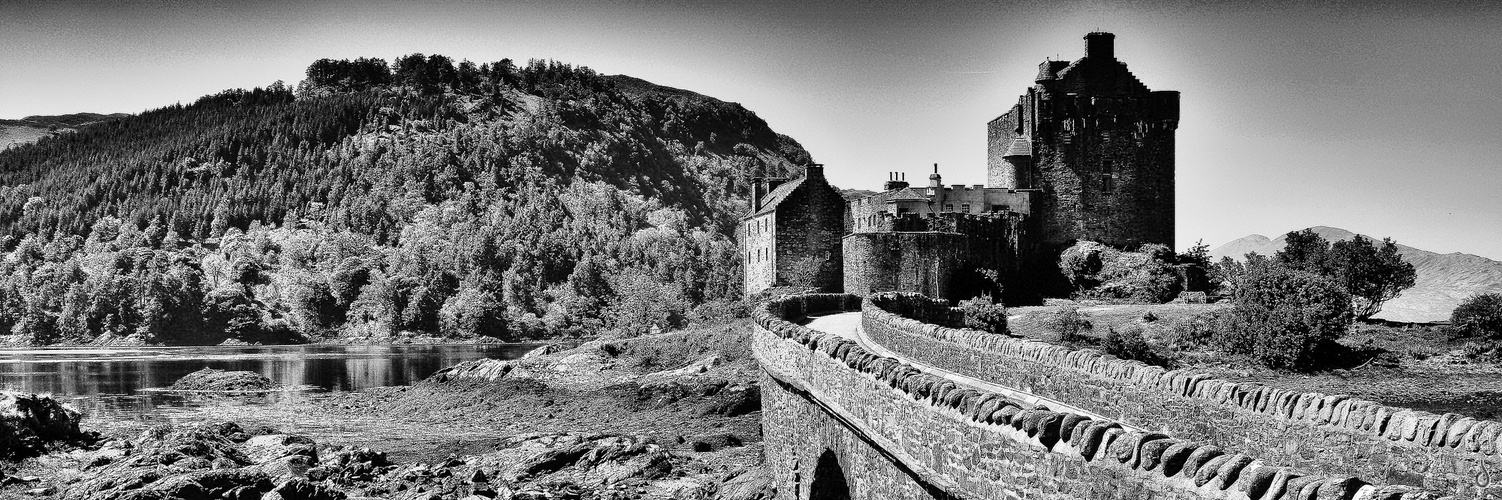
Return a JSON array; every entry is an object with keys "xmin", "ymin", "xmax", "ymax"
[{"xmin": 1009, "ymin": 302, "xmax": 1502, "ymax": 420}]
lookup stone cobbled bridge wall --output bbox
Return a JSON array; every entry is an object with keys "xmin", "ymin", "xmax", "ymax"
[{"xmin": 753, "ymin": 293, "xmax": 1471, "ymax": 499}]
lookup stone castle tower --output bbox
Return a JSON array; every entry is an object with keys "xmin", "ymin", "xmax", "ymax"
[{"xmin": 987, "ymin": 32, "xmax": 1179, "ymax": 251}]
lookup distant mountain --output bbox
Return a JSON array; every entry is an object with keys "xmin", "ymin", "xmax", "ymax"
[
  {"xmin": 1, "ymin": 113, "xmax": 130, "ymax": 150},
  {"xmin": 1209, "ymin": 226, "xmax": 1502, "ymax": 323},
  {"xmin": 840, "ymin": 189, "xmax": 876, "ymax": 201}
]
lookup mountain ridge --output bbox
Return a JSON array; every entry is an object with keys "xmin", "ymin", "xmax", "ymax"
[
  {"xmin": 1209, "ymin": 226, "xmax": 1502, "ymax": 323},
  {"xmin": 0, "ymin": 112, "xmax": 131, "ymax": 150}
]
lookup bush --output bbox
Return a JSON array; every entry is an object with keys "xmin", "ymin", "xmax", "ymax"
[
  {"xmin": 1216, "ymin": 267, "xmax": 1351, "ymax": 371},
  {"xmin": 1162, "ymin": 310, "xmax": 1223, "ymax": 351},
  {"xmin": 1452, "ymin": 293, "xmax": 1502, "ymax": 340},
  {"xmin": 1041, "ymin": 305, "xmax": 1092, "ymax": 343},
  {"xmin": 1059, "ymin": 241, "xmax": 1183, "ymax": 303},
  {"xmin": 1104, "ymin": 325, "xmax": 1170, "ymax": 367},
  {"xmin": 958, "ymin": 298, "xmax": 1007, "ymax": 335}
]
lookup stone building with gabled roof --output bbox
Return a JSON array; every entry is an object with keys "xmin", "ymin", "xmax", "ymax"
[{"xmin": 741, "ymin": 164, "xmax": 846, "ymax": 296}]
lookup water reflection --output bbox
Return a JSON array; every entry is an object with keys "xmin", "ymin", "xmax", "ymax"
[{"xmin": 0, "ymin": 344, "xmax": 533, "ymax": 425}]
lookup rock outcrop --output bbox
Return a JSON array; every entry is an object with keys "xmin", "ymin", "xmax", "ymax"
[
  {"xmin": 168, "ymin": 368, "xmax": 279, "ymax": 392},
  {"xmin": 0, "ymin": 392, "xmax": 92, "ymax": 460}
]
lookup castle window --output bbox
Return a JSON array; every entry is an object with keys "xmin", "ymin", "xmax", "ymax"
[
  {"xmin": 944, "ymin": 204, "xmax": 954, "ymax": 212},
  {"xmin": 961, "ymin": 203, "xmax": 971, "ymax": 213},
  {"xmin": 1102, "ymin": 160, "xmax": 1115, "ymax": 193}
]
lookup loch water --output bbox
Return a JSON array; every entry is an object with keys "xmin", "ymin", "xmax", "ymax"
[{"xmin": 0, "ymin": 343, "xmax": 534, "ymax": 425}]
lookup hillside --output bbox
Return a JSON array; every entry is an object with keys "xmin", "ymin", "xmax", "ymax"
[
  {"xmin": 1209, "ymin": 226, "xmax": 1502, "ymax": 323},
  {"xmin": 0, "ymin": 113, "xmax": 129, "ymax": 150},
  {"xmin": 0, "ymin": 56, "xmax": 812, "ymax": 345}
]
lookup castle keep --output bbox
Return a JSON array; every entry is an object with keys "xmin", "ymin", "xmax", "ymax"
[
  {"xmin": 744, "ymin": 32, "xmax": 1178, "ymax": 302},
  {"xmin": 988, "ymin": 32, "xmax": 1179, "ymax": 250}
]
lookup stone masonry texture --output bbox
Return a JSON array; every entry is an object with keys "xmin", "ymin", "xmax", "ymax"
[
  {"xmin": 857, "ymin": 292, "xmax": 1498, "ymax": 498},
  {"xmin": 752, "ymin": 293, "xmax": 1451, "ymax": 499}
]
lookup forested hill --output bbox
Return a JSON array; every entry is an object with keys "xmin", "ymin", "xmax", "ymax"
[{"xmin": 0, "ymin": 56, "xmax": 811, "ymax": 346}]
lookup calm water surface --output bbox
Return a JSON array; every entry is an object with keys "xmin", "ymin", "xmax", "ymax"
[{"xmin": 0, "ymin": 344, "xmax": 534, "ymax": 425}]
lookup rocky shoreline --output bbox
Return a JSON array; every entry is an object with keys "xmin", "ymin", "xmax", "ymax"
[{"xmin": 1, "ymin": 322, "xmax": 770, "ymax": 500}]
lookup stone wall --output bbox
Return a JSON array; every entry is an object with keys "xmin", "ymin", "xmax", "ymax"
[
  {"xmin": 986, "ymin": 108, "xmax": 1024, "ymax": 189},
  {"xmin": 860, "ymin": 296, "xmax": 1499, "ymax": 498},
  {"xmin": 743, "ymin": 212, "xmax": 778, "ymax": 295},
  {"xmin": 841, "ymin": 212, "xmax": 1033, "ymax": 303},
  {"xmin": 1025, "ymin": 91, "xmax": 1178, "ymax": 251},
  {"xmin": 773, "ymin": 172, "xmax": 846, "ymax": 293},
  {"xmin": 842, "ymin": 232, "xmax": 969, "ymax": 301},
  {"xmin": 754, "ymin": 294, "xmax": 1438, "ymax": 500}
]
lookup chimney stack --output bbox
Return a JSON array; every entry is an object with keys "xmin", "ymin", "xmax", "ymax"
[
  {"xmin": 1085, "ymin": 32, "xmax": 1115, "ymax": 61},
  {"xmin": 804, "ymin": 163, "xmax": 824, "ymax": 179},
  {"xmin": 751, "ymin": 177, "xmax": 766, "ymax": 211},
  {"xmin": 883, "ymin": 172, "xmax": 909, "ymax": 191}
]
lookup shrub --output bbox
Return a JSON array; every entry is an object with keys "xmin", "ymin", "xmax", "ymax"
[
  {"xmin": 1059, "ymin": 241, "xmax": 1183, "ymax": 303},
  {"xmin": 958, "ymin": 298, "xmax": 1008, "ymax": 335},
  {"xmin": 1460, "ymin": 340, "xmax": 1502, "ymax": 363},
  {"xmin": 1452, "ymin": 293, "xmax": 1502, "ymax": 340},
  {"xmin": 1041, "ymin": 305, "xmax": 1092, "ymax": 343},
  {"xmin": 1274, "ymin": 230, "xmax": 1417, "ymax": 319},
  {"xmin": 1104, "ymin": 325, "xmax": 1170, "ymax": 367},
  {"xmin": 1216, "ymin": 267, "xmax": 1351, "ymax": 371},
  {"xmin": 1162, "ymin": 310, "xmax": 1223, "ymax": 351}
]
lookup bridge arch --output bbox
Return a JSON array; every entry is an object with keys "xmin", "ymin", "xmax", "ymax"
[{"xmin": 809, "ymin": 449, "xmax": 852, "ymax": 500}]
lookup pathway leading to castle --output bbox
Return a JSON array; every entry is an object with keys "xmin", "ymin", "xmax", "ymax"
[{"xmin": 800, "ymin": 312, "xmax": 1136, "ymax": 429}]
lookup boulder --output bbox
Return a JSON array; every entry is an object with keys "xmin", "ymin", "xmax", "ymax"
[{"xmin": 0, "ymin": 391, "xmax": 89, "ymax": 459}]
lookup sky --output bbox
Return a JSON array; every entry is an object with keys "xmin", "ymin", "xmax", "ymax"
[{"xmin": 3, "ymin": 0, "xmax": 1501, "ymax": 258}]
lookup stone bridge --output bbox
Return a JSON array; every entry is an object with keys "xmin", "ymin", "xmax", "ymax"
[{"xmin": 753, "ymin": 293, "xmax": 1502, "ymax": 500}]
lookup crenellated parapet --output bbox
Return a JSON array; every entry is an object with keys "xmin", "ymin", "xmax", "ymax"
[{"xmin": 753, "ymin": 293, "xmax": 1454, "ymax": 499}]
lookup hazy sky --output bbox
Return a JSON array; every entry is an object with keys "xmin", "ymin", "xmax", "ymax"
[{"xmin": 3, "ymin": 0, "xmax": 1500, "ymax": 258}]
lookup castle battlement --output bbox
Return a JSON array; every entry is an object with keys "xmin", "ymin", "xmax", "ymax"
[{"xmin": 861, "ymin": 211, "xmax": 1025, "ymax": 234}]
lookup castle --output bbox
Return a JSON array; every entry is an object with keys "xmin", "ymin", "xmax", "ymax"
[{"xmin": 744, "ymin": 32, "xmax": 1179, "ymax": 303}]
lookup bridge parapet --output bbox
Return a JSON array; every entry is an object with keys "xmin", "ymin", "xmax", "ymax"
[
  {"xmin": 753, "ymin": 293, "xmax": 1444, "ymax": 499},
  {"xmin": 860, "ymin": 292, "xmax": 1495, "ymax": 498}
]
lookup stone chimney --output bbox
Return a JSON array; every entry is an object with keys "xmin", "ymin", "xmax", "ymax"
[
  {"xmin": 751, "ymin": 177, "xmax": 766, "ymax": 211},
  {"xmin": 1086, "ymin": 32, "xmax": 1115, "ymax": 61},
  {"xmin": 927, "ymin": 163, "xmax": 941, "ymax": 197},
  {"xmin": 804, "ymin": 163, "xmax": 825, "ymax": 180},
  {"xmin": 884, "ymin": 172, "xmax": 909, "ymax": 191}
]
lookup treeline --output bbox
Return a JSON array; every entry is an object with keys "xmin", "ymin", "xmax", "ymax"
[{"xmin": 0, "ymin": 56, "xmax": 810, "ymax": 345}]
